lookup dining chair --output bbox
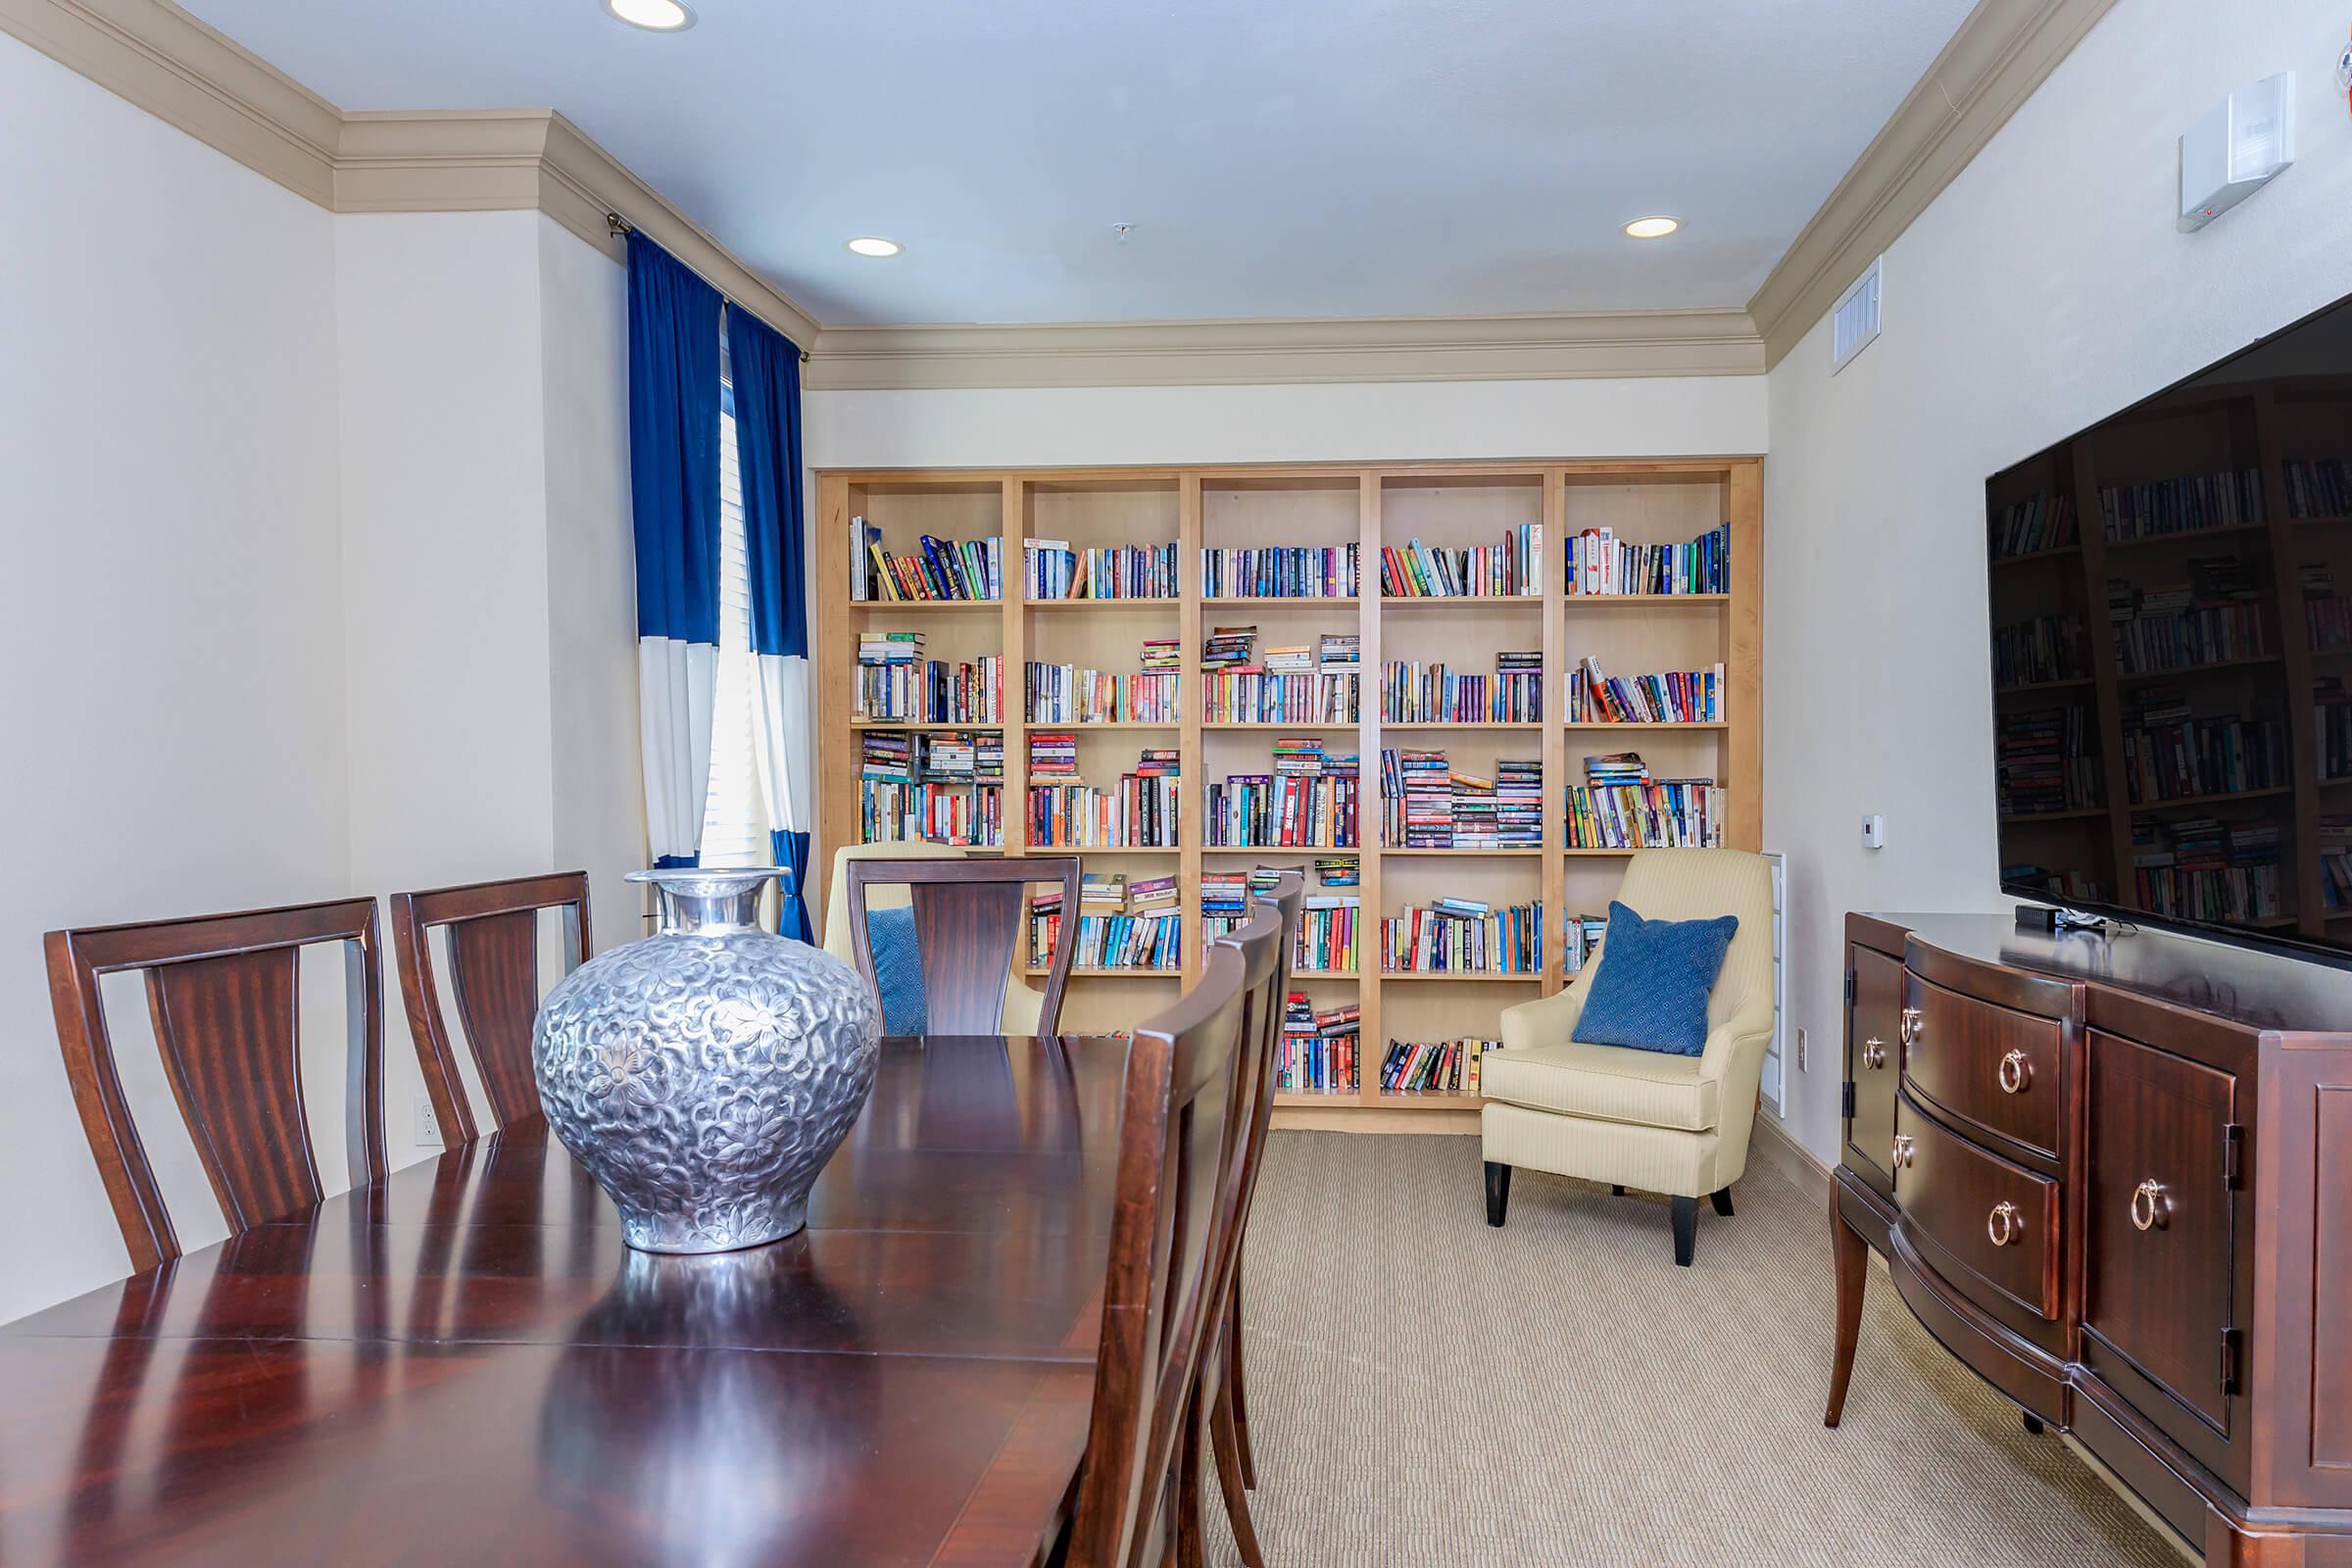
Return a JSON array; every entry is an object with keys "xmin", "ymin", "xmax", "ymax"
[
  {"xmin": 1184, "ymin": 880, "xmax": 1298, "ymax": 1568},
  {"xmin": 44, "ymin": 898, "xmax": 387, "ymax": 1274},
  {"xmin": 1207, "ymin": 874, "xmax": 1302, "ymax": 1526},
  {"xmin": 390, "ymin": 870, "xmax": 592, "ymax": 1145},
  {"xmin": 843, "ymin": 855, "xmax": 1082, "ymax": 1035},
  {"xmin": 1063, "ymin": 939, "xmax": 1254, "ymax": 1568}
]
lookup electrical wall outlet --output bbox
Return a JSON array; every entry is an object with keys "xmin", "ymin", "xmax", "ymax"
[
  {"xmin": 1795, "ymin": 1027, "xmax": 1809, "ymax": 1073},
  {"xmin": 415, "ymin": 1092, "xmax": 444, "ymax": 1149}
]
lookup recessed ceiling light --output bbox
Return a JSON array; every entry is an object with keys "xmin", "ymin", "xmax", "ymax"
[
  {"xmin": 604, "ymin": 0, "xmax": 695, "ymax": 31},
  {"xmin": 1624, "ymin": 217, "xmax": 1681, "ymax": 239},
  {"xmin": 846, "ymin": 237, "xmax": 902, "ymax": 258}
]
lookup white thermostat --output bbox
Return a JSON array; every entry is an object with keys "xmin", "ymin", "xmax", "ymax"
[
  {"xmin": 1861, "ymin": 814, "xmax": 1886, "ymax": 851},
  {"xmin": 2180, "ymin": 73, "xmax": 2295, "ymax": 230}
]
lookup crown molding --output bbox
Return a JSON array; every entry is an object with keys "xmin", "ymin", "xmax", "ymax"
[
  {"xmin": 805, "ymin": 309, "xmax": 1765, "ymax": 391},
  {"xmin": 1745, "ymin": 0, "xmax": 2117, "ymax": 368},
  {"xmin": 0, "ymin": 0, "xmax": 820, "ymax": 345}
]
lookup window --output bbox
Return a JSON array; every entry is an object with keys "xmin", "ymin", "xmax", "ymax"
[{"xmin": 697, "ymin": 346, "xmax": 773, "ymax": 867}]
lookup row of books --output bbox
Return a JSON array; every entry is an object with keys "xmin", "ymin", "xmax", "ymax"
[
  {"xmin": 2322, "ymin": 815, "xmax": 2352, "ymax": 908},
  {"xmin": 1996, "ymin": 705, "xmax": 2098, "ymax": 817},
  {"xmin": 1024, "ymin": 665, "xmax": 1180, "ymax": 724},
  {"xmin": 1380, "ymin": 655, "xmax": 1544, "ymax": 723},
  {"xmin": 2108, "ymin": 561, "xmax": 2273, "ymax": 674},
  {"xmin": 860, "ymin": 730, "xmax": 1004, "ymax": 786},
  {"xmin": 1202, "ymin": 546, "xmax": 1359, "ymax": 600},
  {"xmin": 1564, "ymin": 523, "xmax": 1730, "ymax": 596},
  {"xmin": 1030, "ymin": 909, "xmax": 1185, "ymax": 971},
  {"xmin": 2132, "ymin": 817, "xmax": 2283, "ymax": 922},
  {"xmin": 1381, "ymin": 1038, "xmax": 1496, "ymax": 1095},
  {"xmin": 854, "ymin": 526, "xmax": 1004, "ymax": 603},
  {"xmin": 2321, "ymin": 683, "xmax": 2352, "ymax": 780},
  {"xmin": 1565, "ymin": 658, "xmax": 1725, "ymax": 724},
  {"xmin": 857, "ymin": 782, "xmax": 1003, "ymax": 847},
  {"xmin": 2120, "ymin": 692, "xmax": 2288, "ymax": 804},
  {"xmin": 1379, "ymin": 900, "xmax": 1543, "ymax": 975},
  {"xmin": 1378, "ymin": 528, "xmax": 1543, "ymax": 597},
  {"xmin": 2284, "ymin": 458, "xmax": 2352, "ymax": 520},
  {"xmin": 1992, "ymin": 614, "xmax": 2090, "ymax": 688},
  {"xmin": 1200, "ymin": 875, "xmax": 1362, "ymax": 971},
  {"xmin": 1563, "ymin": 912, "xmax": 1608, "ymax": 974},
  {"xmin": 2097, "ymin": 469, "xmax": 2264, "ymax": 542},
  {"xmin": 1022, "ymin": 538, "xmax": 1179, "ymax": 600},
  {"xmin": 1027, "ymin": 759, "xmax": 1182, "ymax": 847},
  {"xmin": 1203, "ymin": 739, "xmax": 1362, "ymax": 848},
  {"xmin": 1564, "ymin": 755, "xmax": 1724, "ymax": 849},
  {"xmin": 1376, "ymin": 750, "xmax": 1543, "ymax": 850},
  {"xmin": 1280, "ymin": 995, "xmax": 1361, "ymax": 1093},
  {"xmin": 1200, "ymin": 670, "xmax": 1361, "ymax": 724},
  {"xmin": 2308, "ymin": 564, "xmax": 2350, "ymax": 652},
  {"xmin": 1988, "ymin": 491, "xmax": 2079, "ymax": 559},
  {"xmin": 856, "ymin": 647, "xmax": 1006, "ymax": 722},
  {"xmin": 1202, "ymin": 625, "xmax": 1260, "ymax": 668}
]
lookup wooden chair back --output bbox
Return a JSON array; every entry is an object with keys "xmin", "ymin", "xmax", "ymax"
[
  {"xmin": 390, "ymin": 871, "xmax": 592, "ymax": 1145},
  {"xmin": 44, "ymin": 898, "xmax": 386, "ymax": 1274},
  {"xmin": 1219, "ymin": 874, "xmax": 1302, "ymax": 1247},
  {"xmin": 1065, "ymin": 940, "xmax": 1253, "ymax": 1568},
  {"xmin": 843, "ymin": 856, "xmax": 1082, "ymax": 1035}
]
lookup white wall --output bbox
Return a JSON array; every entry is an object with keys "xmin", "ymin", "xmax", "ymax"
[
  {"xmin": 1762, "ymin": 0, "xmax": 2352, "ymax": 1161},
  {"xmin": 807, "ymin": 374, "xmax": 1766, "ymax": 470},
  {"xmin": 0, "ymin": 35, "xmax": 346, "ymax": 1325}
]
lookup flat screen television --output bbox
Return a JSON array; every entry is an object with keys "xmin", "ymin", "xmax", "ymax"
[{"xmin": 1986, "ymin": 289, "xmax": 2352, "ymax": 959}]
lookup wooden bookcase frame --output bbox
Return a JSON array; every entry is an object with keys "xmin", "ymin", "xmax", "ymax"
[{"xmin": 816, "ymin": 460, "xmax": 1764, "ymax": 1130}]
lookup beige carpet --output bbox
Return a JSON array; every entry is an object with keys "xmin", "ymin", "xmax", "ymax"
[{"xmin": 1203, "ymin": 1131, "xmax": 2187, "ymax": 1567}]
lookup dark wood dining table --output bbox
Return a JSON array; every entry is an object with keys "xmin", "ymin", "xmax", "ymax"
[{"xmin": 0, "ymin": 1034, "xmax": 1128, "ymax": 1567}]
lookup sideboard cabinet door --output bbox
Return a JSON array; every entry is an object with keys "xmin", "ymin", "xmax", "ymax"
[
  {"xmin": 1845, "ymin": 944, "xmax": 1903, "ymax": 1197},
  {"xmin": 2082, "ymin": 1029, "xmax": 2239, "ymax": 1444}
]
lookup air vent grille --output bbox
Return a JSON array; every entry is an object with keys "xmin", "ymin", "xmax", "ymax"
[{"xmin": 1832, "ymin": 256, "xmax": 1883, "ymax": 373}]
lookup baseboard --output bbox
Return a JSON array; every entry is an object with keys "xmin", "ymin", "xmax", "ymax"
[
  {"xmin": 1271, "ymin": 1106, "xmax": 1482, "ymax": 1135},
  {"xmin": 1748, "ymin": 1112, "xmax": 1833, "ymax": 1205}
]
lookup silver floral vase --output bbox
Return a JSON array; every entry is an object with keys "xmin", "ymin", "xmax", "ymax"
[{"xmin": 531, "ymin": 867, "xmax": 881, "ymax": 1253}]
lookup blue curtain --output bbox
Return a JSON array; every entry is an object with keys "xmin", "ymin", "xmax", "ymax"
[
  {"xmin": 627, "ymin": 234, "xmax": 724, "ymax": 869},
  {"xmin": 727, "ymin": 306, "xmax": 814, "ymax": 941}
]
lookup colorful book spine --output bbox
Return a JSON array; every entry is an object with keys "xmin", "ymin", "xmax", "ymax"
[
  {"xmin": 858, "ymin": 534, "xmax": 1003, "ymax": 602},
  {"xmin": 1564, "ymin": 658, "xmax": 1726, "ymax": 723},
  {"xmin": 1023, "ymin": 664, "xmax": 1181, "ymax": 724},
  {"xmin": 1378, "ymin": 903, "xmax": 1543, "ymax": 975},
  {"xmin": 1024, "ymin": 539, "xmax": 1180, "ymax": 600},
  {"xmin": 1201, "ymin": 546, "xmax": 1359, "ymax": 599},
  {"xmin": 1564, "ymin": 522, "xmax": 1729, "ymax": 596},
  {"xmin": 1377, "ymin": 527, "xmax": 1543, "ymax": 597}
]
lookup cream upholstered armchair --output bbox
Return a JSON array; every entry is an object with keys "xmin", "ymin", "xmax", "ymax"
[
  {"xmin": 819, "ymin": 841, "xmax": 1048, "ymax": 1034},
  {"xmin": 1482, "ymin": 848, "xmax": 1776, "ymax": 1266}
]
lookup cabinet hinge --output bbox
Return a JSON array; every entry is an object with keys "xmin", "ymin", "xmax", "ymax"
[
  {"xmin": 2220, "ymin": 1327, "xmax": 2243, "ymax": 1396},
  {"xmin": 2223, "ymin": 1123, "xmax": 2244, "ymax": 1190},
  {"xmin": 1844, "ymin": 968, "xmax": 1856, "ymax": 1006},
  {"xmin": 1841, "ymin": 1081, "xmax": 1857, "ymax": 1120}
]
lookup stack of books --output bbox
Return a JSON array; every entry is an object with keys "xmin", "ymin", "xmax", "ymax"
[
  {"xmin": 855, "ymin": 631, "xmax": 926, "ymax": 719},
  {"xmin": 1027, "ymin": 749, "xmax": 1181, "ymax": 848},
  {"xmin": 2098, "ymin": 469, "xmax": 2265, "ymax": 541},
  {"xmin": 2109, "ymin": 556, "xmax": 2273, "ymax": 675},
  {"xmin": 1314, "ymin": 857, "xmax": 1360, "ymax": 888},
  {"xmin": 1381, "ymin": 1038, "xmax": 1497, "ymax": 1095},
  {"xmin": 1991, "ymin": 613, "xmax": 2090, "ymax": 687},
  {"xmin": 1263, "ymin": 643, "xmax": 1313, "ymax": 675},
  {"xmin": 1129, "ymin": 875, "xmax": 1179, "ymax": 915},
  {"xmin": 1451, "ymin": 767, "xmax": 1498, "ymax": 849},
  {"xmin": 1496, "ymin": 760, "xmax": 1543, "ymax": 848},
  {"xmin": 1996, "ymin": 704, "xmax": 2098, "ymax": 817},
  {"xmin": 1565, "ymin": 522, "xmax": 1729, "ymax": 596},
  {"xmin": 1380, "ymin": 749, "xmax": 1455, "ymax": 848},
  {"xmin": 2132, "ymin": 816, "xmax": 2282, "ymax": 924},
  {"xmin": 1140, "ymin": 637, "xmax": 1182, "ymax": 671},
  {"xmin": 1566, "ymin": 657, "xmax": 1725, "ymax": 723},
  {"xmin": 1201, "ymin": 546, "xmax": 1358, "ymax": 599},
  {"xmin": 1204, "ymin": 741, "xmax": 1360, "ymax": 848},
  {"xmin": 858, "ymin": 731, "xmax": 1003, "ymax": 846},
  {"xmin": 1380, "ymin": 899, "xmax": 1543, "ymax": 974},
  {"xmin": 1278, "ymin": 994, "xmax": 1360, "ymax": 1093},
  {"xmin": 1023, "ymin": 539, "xmax": 1178, "ymax": 600},
  {"xmin": 1027, "ymin": 731, "xmax": 1079, "ymax": 781},
  {"xmin": 1381, "ymin": 655, "xmax": 1543, "ymax": 723},
  {"xmin": 1988, "ymin": 491, "xmax": 2078, "ymax": 558},
  {"xmin": 1318, "ymin": 632, "xmax": 1360, "ymax": 666},
  {"xmin": 1202, "ymin": 625, "xmax": 1258, "ymax": 667},
  {"xmin": 1564, "ymin": 753, "xmax": 1724, "ymax": 849},
  {"xmin": 856, "ymin": 529, "xmax": 1003, "ymax": 602},
  {"xmin": 1379, "ymin": 527, "xmax": 1543, "ymax": 597},
  {"xmin": 1563, "ymin": 912, "xmax": 1609, "ymax": 974},
  {"xmin": 1200, "ymin": 870, "xmax": 1250, "ymax": 930},
  {"xmin": 1081, "ymin": 871, "xmax": 1128, "ymax": 917},
  {"xmin": 2120, "ymin": 688, "xmax": 2285, "ymax": 804},
  {"xmin": 1024, "ymin": 663, "xmax": 1180, "ymax": 724}
]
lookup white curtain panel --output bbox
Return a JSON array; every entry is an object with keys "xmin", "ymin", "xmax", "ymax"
[{"xmin": 639, "ymin": 637, "xmax": 716, "ymax": 863}]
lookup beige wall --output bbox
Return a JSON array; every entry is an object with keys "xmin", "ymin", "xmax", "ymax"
[{"xmin": 1762, "ymin": 0, "xmax": 2352, "ymax": 1162}]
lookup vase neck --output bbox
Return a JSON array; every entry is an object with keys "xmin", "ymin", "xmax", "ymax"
[{"xmin": 628, "ymin": 868, "xmax": 783, "ymax": 935}]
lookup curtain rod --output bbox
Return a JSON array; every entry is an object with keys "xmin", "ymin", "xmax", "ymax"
[{"xmin": 607, "ymin": 211, "xmax": 811, "ymax": 365}]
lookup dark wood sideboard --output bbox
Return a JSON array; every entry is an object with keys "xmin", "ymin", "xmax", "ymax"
[{"xmin": 1826, "ymin": 912, "xmax": 2352, "ymax": 1566}]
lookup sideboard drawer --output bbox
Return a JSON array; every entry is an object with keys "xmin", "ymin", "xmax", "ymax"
[
  {"xmin": 1902, "ymin": 971, "xmax": 2062, "ymax": 1157},
  {"xmin": 1895, "ymin": 1098, "xmax": 2061, "ymax": 1320}
]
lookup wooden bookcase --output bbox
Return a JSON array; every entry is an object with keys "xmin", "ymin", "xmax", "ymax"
[
  {"xmin": 1988, "ymin": 375, "xmax": 2352, "ymax": 946},
  {"xmin": 816, "ymin": 461, "xmax": 1764, "ymax": 1129}
]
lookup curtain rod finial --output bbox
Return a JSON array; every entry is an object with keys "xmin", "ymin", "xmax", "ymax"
[{"xmin": 606, "ymin": 211, "xmax": 633, "ymax": 238}]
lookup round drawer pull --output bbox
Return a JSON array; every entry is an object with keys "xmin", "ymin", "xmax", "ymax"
[
  {"xmin": 1892, "ymin": 1134, "xmax": 1915, "ymax": 1170},
  {"xmin": 2132, "ymin": 1179, "xmax": 2169, "ymax": 1233},
  {"xmin": 1899, "ymin": 1006, "xmax": 1924, "ymax": 1047},
  {"xmin": 1987, "ymin": 1201, "xmax": 2024, "ymax": 1248},
  {"xmin": 1997, "ymin": 1050, "xmax": 2031, "ymax": 1094},
  {"xmin": 1862, "ymin": 1037, "xmax": 1886, "ymax": 1070}
]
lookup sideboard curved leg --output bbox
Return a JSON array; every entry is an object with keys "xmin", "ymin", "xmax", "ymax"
[{"xmin": 1825, "ymin": 1186, "xmax": 1867, "ymax": 1428}]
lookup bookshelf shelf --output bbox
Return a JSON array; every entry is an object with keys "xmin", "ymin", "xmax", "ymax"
[
  {"xmin": 1560, "ymin": 720, "xmax": 1730, "ymax": 732},
  {"xmin": 2102, "ymin": 521, "xmax": 2272, "ymax": 555},
  {"xmin": 2127, "ymin": 784, "xmax": 2296, "ymax": 812},
  {"xmin": 818, "ymin": 458, "xmax": 1762, "ymax": 1093},
  {"xmin": 2114, "ymin": 655, "xmax": 2283, "ymax": 688}
]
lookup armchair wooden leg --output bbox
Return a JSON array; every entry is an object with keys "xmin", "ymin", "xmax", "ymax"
[
  {"xmin": 1484, "ymin": 1161, "xmax": 1511, "ymax": 1227},
  {"xmin": 1211, "ymin": 1379, "xmax": 1267, "ymax": 1568},
  {"xmin": 1711, "ymin": 1187, "xmax": 1735, "ymax": 1217},
  {"xmin": 1670, "ymin": 1195, "xmax": 1697, "ymax": 1266},
  {"xmin": 1825, "ymin": 1190, "xmax": 1868, "ymax": 1427}
]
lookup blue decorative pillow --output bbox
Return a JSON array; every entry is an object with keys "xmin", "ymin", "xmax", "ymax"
[
  {"xmin": 1569, "ymin": 901, "xmax": 1739, "ymax": 1056},
  {"xmin": 864, "ymin": 906, "xmax": 929, "ymax": 1036}
]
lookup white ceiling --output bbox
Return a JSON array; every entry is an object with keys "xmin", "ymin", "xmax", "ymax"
[{"xmin": 183, "ymin": 0, "xmax": 1976, "ymax": 328}]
